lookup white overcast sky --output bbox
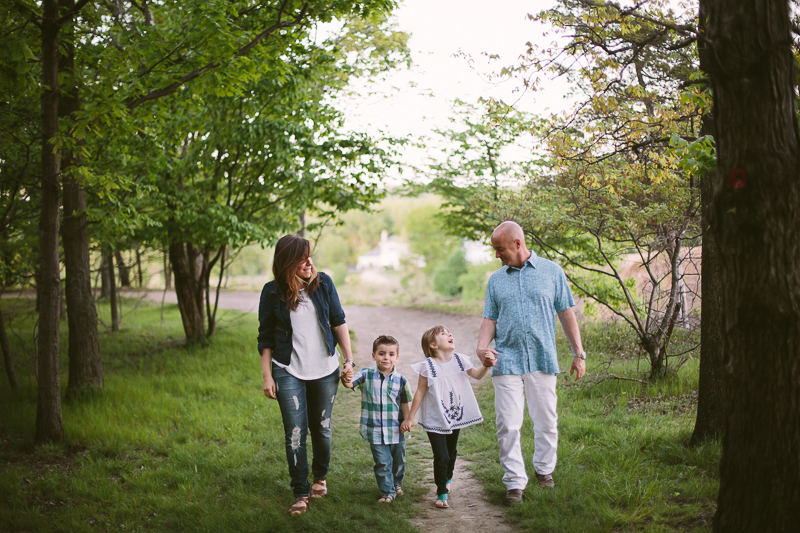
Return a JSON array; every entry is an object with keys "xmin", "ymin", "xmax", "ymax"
[{"xmin": 333, "ymin": 0, "xmax": 571, "ymax": 176}]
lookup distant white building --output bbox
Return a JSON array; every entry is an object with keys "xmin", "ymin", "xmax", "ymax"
[{"xmin": 356, "ymin": 230, "xmax": 409, "ymax": 271}]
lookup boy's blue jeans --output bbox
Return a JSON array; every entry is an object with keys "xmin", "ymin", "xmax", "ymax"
[
  {"xmin": 273, "ymin": 366, "xmax": 339, "ymax": 497},
  {"xmin": 369, "ymin": 433, "xmax": 406, "ymax": 497}
]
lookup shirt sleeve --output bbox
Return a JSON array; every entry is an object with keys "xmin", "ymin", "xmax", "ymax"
[
  {"xmin": 458, "ymin": 353, "xmax": 474, "ymax": 371},
  {"xmin": 399, "ymin": 376, "xmax": 412, "ymax": 404},
  {"xmin": 482, "ymin": 276, "xmax": 499, "ymax": 320},
  {"xmin": 257, "ymin": 284, "xmax": 276, "ymax": 354},
  {"xmin": 553, "ymin": 266, "xmax": 576, "ymax": 313},
  {"xmin": 351, "ymin": 369, "xmax": 366, "ymax": 388},
  {"xmin": 410, "ymin": 360, "xmax": 428, "ymax": 377}
]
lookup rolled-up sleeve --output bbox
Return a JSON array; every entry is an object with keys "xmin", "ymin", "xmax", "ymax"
[{"xmin": 257, "ymin": 285, "xmax": 275, "ymax": 355}]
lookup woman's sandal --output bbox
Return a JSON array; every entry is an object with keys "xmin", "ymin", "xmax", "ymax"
[
  {"xmin": 289, "ymin": 496, "xmax": 309, "ymax": 516},
  {"xmin": 378, "ymin": 494, "xmax": 395, "ymax": 503},
  {"xmin": 395, "ymin": 485, "xmax": 403, "ymax": 496},
  {"xmin": 310, "ymin": 479, "xmax": 327, "ymax": 499},
  {"xmin": 446, "ymin": 478, "xmax": 452, "ymax": 493},
  {"xmin": 435, "ymin": 493, "xmax": 449, "ymax": 508}
]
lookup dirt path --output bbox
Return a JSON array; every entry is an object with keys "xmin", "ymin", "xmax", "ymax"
[
  {"xmin": 343, "ymin": 306, "xmax": 516, "ymax": 533},
  {"xmin": 127, "ymin": 291, "xmax": 516, "ymax": 532}
]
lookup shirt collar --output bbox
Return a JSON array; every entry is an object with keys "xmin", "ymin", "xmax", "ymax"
[{"xmin": 505, "ymin": 251, "xmax": 537, "ymax": 273}]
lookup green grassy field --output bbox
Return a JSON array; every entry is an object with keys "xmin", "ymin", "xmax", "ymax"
[{"xmin": 0, "ymin": 298, "xmax": 719, "ymax": 532}]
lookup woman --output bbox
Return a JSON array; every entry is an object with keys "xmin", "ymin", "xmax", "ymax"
[{"xmin": 258, "ymin": 234, "xmax": 355, "ymax": 516}]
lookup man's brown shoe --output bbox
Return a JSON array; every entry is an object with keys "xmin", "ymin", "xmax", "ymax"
[
  {"xmin": 505, "ymin": 488, "xmax": 523, "ymax": 503},
  {"xmin": 536, "ymin": 473, "xmax": 555, "ymax": 488}
]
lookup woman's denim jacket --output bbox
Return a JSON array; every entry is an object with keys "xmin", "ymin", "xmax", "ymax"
[{"xmin": 257, "ymin": 272, "xmax": 346, "ymax": 366}]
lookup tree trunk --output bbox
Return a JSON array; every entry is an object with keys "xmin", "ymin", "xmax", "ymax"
[
  {"xmin": 60, "ymin": 22, "xmax": 104, "ymax": 394},
  {"xmin": 135, "ymin": 248, "xmax": 143, "ymax": 287},
  {"xmin": 115, "ymin": 250, "xmax": 131, "ymax": 287},
  {"xmin": 99, "ymin": 253, "xmax": 110, "ymax": 299},
  {"xmin": 701, "ymin": 0, "xmax": 800, "ymax": 530},
  {"xmin": 36, "ymin": 0, "xmax": 64, "ymax": 443},
  {"xmin": 169, "ymin": 241, "xmax": 206, "ymax": 343},
  {"xmin": 691, "ymin": 116, "xmax": 725, "ymax": 445},
  {"xmin": 163, "ymin": 246, "xmax": 171, "ymax": 290},
  {"xmin": 106, "ymin": 248, "xmax": 119, "ymax": 332},
  {"xmin": 0, "ymin": 309, "xmax": 19, "ymax": 389}
]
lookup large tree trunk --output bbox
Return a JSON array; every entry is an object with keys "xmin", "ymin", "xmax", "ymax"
[
  {"xmin": 0, "ymin": 309, "xmax": 19, "ymax": 389},
  {"xmin": 701, "ymin": 0, "xmax": 800, "ymax": 530},
  {"xmin": 60, "ymin": 21, "xmax": 104, "ymax": 394},
  {"xmin": 691, "ymin": 116, "xmax": 725, "ymax": 445},
  {"xmin": 36, "ymin": 0, "xmax": 64, "ymax": 443},
  {"xmin": 169, "ymin": 241, "xmax": 206, "ymax": 343}
]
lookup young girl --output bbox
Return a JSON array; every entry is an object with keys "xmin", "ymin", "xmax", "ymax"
[{"xmin": 400, "ymin": 325, "xmax": 494, "ymax": 508}]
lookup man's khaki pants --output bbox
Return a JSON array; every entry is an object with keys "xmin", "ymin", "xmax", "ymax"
[{"xmin": 493, "ymin": 371, "xmax": 558, "ymax": 490}]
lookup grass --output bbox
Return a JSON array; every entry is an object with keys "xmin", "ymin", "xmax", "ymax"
[
  {"xmin": 0, "ymin": 298, "xmax": 425, "ymax": 533},
  {"xmin": 0, "ymin": 298, "xmax": 720, "ymax": 533},
  {"xmin": 458, "ymin": 320, "xmax": 718, "ymax": 532}
]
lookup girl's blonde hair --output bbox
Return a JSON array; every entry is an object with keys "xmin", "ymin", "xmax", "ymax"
[{"xmin": 421, "ymin": 325, "xmax": 447, "ymax": 358}]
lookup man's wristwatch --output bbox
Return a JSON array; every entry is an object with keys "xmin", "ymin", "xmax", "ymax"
[{"xmin": 573, "ymin": 351, "xmax": 587, "ymax": 360}]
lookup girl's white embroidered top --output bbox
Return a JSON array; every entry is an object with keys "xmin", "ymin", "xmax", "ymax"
[{"xmin": 410, "ymin": 352, "xmax": 483, "ymax": 434}]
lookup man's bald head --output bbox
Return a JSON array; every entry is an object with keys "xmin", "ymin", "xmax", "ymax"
[
  {"xmin": 490, "ymin": 221, "xmax": 529, "ymax": 268},
  {"xmin": 492, "ymin": 221, "xmax": 525, "ymax": 244}
]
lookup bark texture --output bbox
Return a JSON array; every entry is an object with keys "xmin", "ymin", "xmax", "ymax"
[
  {"xmin": 105, "ymin": 248, "xmax": 119, "ymax": 332},
  {"xmin": 60, "ymin": 22, "xmax": 104, "ymax": 393},
  {"xmin": 700, "ymin": 0, "xmax": 800, "ymax": 530},
  {"xmin": 691, "ymin": 115, "xmax": 725, "ymax": 445},
  {"xmin": 169, "ymin": 242, "xmax": 206, "ymax": 342},
  {"xmin": 1, "ymin": 310, "xmax": 19, "ymax": 389},
  {"xmin": 36, "ymin": 0, "xmax": 64, "ymax": 443}
]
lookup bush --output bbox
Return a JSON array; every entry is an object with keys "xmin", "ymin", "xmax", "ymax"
[
  {"xmin": 433, "ymin": 248, "xmax": 468, "ymax": 296},
  {"xmin": 457, "ymin": 261, "xmax": 497, "ymax": 302}
]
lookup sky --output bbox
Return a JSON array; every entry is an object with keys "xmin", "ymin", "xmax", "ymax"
[{"xmin": 334, "ymin": 0, "xmax": 572, "ymax": 177}]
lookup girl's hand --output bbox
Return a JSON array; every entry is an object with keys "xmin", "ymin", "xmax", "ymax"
[
  {"xmin": 263, "ymin": 375, "xmax": 277, "ymax": 399},
  {"xmin": 400, "ymin": 420, "xmax": 414, "ymax": 433}
]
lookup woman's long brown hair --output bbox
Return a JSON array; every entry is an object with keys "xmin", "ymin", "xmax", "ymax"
[{"xmin": 272, "ymin": 234, "xmax": 320, "ymax": 311}]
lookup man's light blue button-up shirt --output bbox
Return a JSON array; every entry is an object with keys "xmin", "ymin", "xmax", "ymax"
[{"xmin": 483, "ymin": 251, "xmax": 575, "ymax": 376}]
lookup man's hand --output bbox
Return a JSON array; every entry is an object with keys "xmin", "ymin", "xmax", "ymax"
[
  {"xmin": 569, "ymin": 357, "xmax": 586, "ymax": 381},
  {"xmin": 477, "ymin": 347, "xmax": 499, "ymax": 367}
]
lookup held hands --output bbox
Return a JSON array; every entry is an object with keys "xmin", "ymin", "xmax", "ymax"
[
  {"xmin": 400, "ymin": 420, "xmax": 415, "ymax": 434},
  {"xmin": 341, "ymin": 364, "xmax": 354, "ymax": 385},
  {"xmin": 477, "ymin": 347, "xmax": 499, "ymax": 368}
]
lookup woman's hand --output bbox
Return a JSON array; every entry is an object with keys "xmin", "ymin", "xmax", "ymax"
[{"xmin": 263, "ymin": 375, "xmax": 277, "ymax": 399}]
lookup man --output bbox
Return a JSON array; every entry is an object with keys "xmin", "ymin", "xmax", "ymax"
[{"xmin": 477, "ymin": 221, "xmax": 586, "ymax": 502}]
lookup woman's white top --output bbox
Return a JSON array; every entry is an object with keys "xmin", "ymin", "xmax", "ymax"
[
  {"xmin": 410, "ymin": 352, "xmax": 483, "ymax": 434},
  {"xmin": 273, "ymin": 290, "xmax": 339, "ymax": 380}
]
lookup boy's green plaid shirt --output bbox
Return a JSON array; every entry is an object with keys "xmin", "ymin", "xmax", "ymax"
[{"xmin": 351, "ymin": 366, "xmax": 412, "ymax": 445}]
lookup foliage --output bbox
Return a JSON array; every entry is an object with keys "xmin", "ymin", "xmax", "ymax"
[
  {"xmin": 404, "ymin": 204, "xmax": 460, "ymax": 275},
  {"xmin": 426, "ymin": 0, "xmax": 710, "ymax": 378},
  {"xmin": 457, "ymin": 261, "xmax": 497, "ymax": 303},
  {"xmin": 432, "ymin": 247, "xmax": 468, "ymax": 297}
]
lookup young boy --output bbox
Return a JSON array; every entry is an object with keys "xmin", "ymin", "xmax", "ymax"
[{"xmin": 342, "ymin": 335, "xmax": 412, "ymax": 503}]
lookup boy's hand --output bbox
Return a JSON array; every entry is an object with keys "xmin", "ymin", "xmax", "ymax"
[{"xmin": 400, "ymin": 420, "xmax": 414, "ymax": 434}]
